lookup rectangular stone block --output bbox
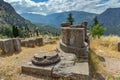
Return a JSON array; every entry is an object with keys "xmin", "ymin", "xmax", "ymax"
[
  {"xmin": 22, "ymin": 63, "xmax": 53, "ymax": 76},
  {"xmin": 61, "ymin": 27, "xmax": 85, "ymax": 48}
]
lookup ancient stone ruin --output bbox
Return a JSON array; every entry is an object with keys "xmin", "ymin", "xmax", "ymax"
[
  {"xmin": 60, "ymin": 22, "xmax": 89, "ymax": 59},
  {"xmin": 0, "ymin": 38, "xmax": 21, "ymax": 54},
  {"xmin": 22, "ymin": 22, "xmax": 90, "ymax": 80},
  {"xmin": 21, "ymin": 37, "xmax": 43, "ymax": 48},
  {"xmin": 32, "ymin": 53, "xmax": 60, "ymax": 66}
]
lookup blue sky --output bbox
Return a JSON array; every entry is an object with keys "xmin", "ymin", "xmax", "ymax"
[{"xmin": 4, "ymin": 0, "xmax": 120, "ymax": 15}]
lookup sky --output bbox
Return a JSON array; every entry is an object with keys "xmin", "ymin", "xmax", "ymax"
[{"xmin": 4, "ymin": 0, "xmax": 120, "ymax": 15}]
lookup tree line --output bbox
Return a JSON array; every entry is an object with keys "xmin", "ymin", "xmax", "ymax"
[{"xmin": 67, "ymin": 13, "xmax": 106, "ymax": 38}]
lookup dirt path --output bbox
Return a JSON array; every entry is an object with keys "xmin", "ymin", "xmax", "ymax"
[
  {"xmin": 96, "ymin": 49, "xmax": 120, "ymax": 78},
  {"xmin": 103, "ymin": 57, "xmax": 120, "ymax": 77}
]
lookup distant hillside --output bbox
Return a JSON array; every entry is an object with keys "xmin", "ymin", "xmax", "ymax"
[
  {"xmin": 21, "ymin": 7, "xmax": 120, "ymax": 35},
  {"xmin": 21, "ymin": 11, "xmax": 98, "ymax": 27},
  {"xmin": 98, "ymin": 8, "xmax": 120, "ymax": 35},
  {"xmin": 35, "ymin": 23, "xmax": 60, "ymax": 36},
  {"xmin": 0, "ymin": 0, "xmax": 34, "ymax": 28}
]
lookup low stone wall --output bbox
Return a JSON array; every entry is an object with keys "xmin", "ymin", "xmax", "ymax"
[
  {"xmin": 0, "ymin": 38, "xmax": 21, "ymax": 54},
  {"xmin": 21, "ymin": 37, "xmax": 43, "ymax": 48}
]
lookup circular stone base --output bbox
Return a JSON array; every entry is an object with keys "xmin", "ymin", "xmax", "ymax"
[{"xmin": 32, "ymin": 53, "xmax": 60, "ymax": 66}]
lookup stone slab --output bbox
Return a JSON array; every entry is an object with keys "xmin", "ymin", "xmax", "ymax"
[
  {"xmin": 22, "ymin": 60, "xmax": 89, "ymax": 80},
  {"xmin": 22, "ymin": 62, "xmax": 54, "ymax": 76}
]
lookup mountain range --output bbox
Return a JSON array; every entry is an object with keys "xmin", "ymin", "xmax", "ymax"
[
  {"xmin": 21, "ymin": 8, "xmax": 120, "ymax": 35},
  {"xmin": 21, "ymin": 11, "xmax": 98, "ymax": 27},
  {"xmin": 1, "ymin": 0, "xmax": 120, "ymax": 35}
]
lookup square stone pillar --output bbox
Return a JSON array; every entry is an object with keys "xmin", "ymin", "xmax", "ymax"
[{"xmin": 61, "ymin": 27, "xmax": 85, "ymax": 47}]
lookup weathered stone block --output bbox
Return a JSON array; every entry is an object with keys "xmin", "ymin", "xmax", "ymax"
[
  {"xmin": 35, "ymin": 38, "xmax": 43, "ymax": 46},
  {"xmin": 61, "ymin": 27, "xmax": 85, "ymax": 48},
  {"xmin": 21, "ymin": 40, "xmax": 29, "ymax": 47},
  {"xmin": 118, "ymin": 42, "xmax": 120, "ymax": 51},
  {"xmin": 1, "ymin": 39, "xmax": 14, "ymax": 54},
  {"xmin": 61, "ymin": 22, "xmax": 71, "ymax": 27},
  {"xmin": 13, "ymin": 38, "xmax": 21, "ymax": 52},
  {"xmin": 0, "ymin": 38, "xmax": 21, "ymax": 54},
  {"xmin": 21, "ymin": 37, "xmax": 43, "ymax": 47},
  {"xmin": 28, "ymin": 40, "xmax": 35, "ymax": 48}
]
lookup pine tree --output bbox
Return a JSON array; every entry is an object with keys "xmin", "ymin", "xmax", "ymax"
[
  {"xmin": 67, "ymin": 13, "xmax": 74, "ymax": 25},
  {"xmin": 93, "ymin": 16, "xmax": 99, "ymax": 26},
  {"xmin": 12, "ymin": 25, "xmax": 19, "ymax": 37}
]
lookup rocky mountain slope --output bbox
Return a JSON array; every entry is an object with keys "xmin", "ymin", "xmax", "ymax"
[
  {"xmin": 98, "ymin": 8, "xmax": 120, "ymax": 35},
  {"xmin": 0, "ymin": 0, "xmax": 34, "ymax": 28}
]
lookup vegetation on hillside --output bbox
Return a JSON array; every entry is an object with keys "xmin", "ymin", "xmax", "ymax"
[
  {"xmin": 35, "ymin": 24, "xmax": 60, "ymax": 36},
  {"xmin": 90, "ymin": 16, "xmax": 106, "ymax": 38},
  {"xmin": 0, "ymin": 0, "xmax": 35, "ymax": 28}
]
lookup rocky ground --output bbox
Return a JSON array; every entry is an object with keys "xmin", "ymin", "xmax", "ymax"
[
  {"xmin": 0, "ymin": 36, "xmax": 120, "ymax": 80},
  {"xmin": 104, "ymin": 57, "xmax": 120, "ymax": 77},
  {"xmin": 95, "ymin": 49, "xmax": 120, "ymax": 79},
  {"xmin": 0, "ymin": 43, "xmax": 57, "ymax": 80}
]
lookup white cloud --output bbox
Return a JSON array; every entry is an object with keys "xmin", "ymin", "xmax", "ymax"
[{"xmin": 4, "ymin": 0, "xmax": 120, "ymax": 15}]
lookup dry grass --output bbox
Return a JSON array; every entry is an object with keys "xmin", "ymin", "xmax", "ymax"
[
  {"xmin": 90, "ymin": 35, "xmax": 120, "ymax": 59},
  {"xmin": 89, "ymin": 50, "xmax": 114, "ymax": 80},
  {"xmin": 0, "ymin": 42, "xmax": 57, "ymax": 80},
  {"xmin": 1, "ymin": 35, "xmax": 120, "ymax": 80},
  {"xmin": 90, "ymin": 35, "xmax": 120, "ymax": 80}
]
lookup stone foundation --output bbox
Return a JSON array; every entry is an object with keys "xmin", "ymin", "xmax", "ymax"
[{"xmin": 22, "ymin": 51, "xmax": 89, "ymax": 80}]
